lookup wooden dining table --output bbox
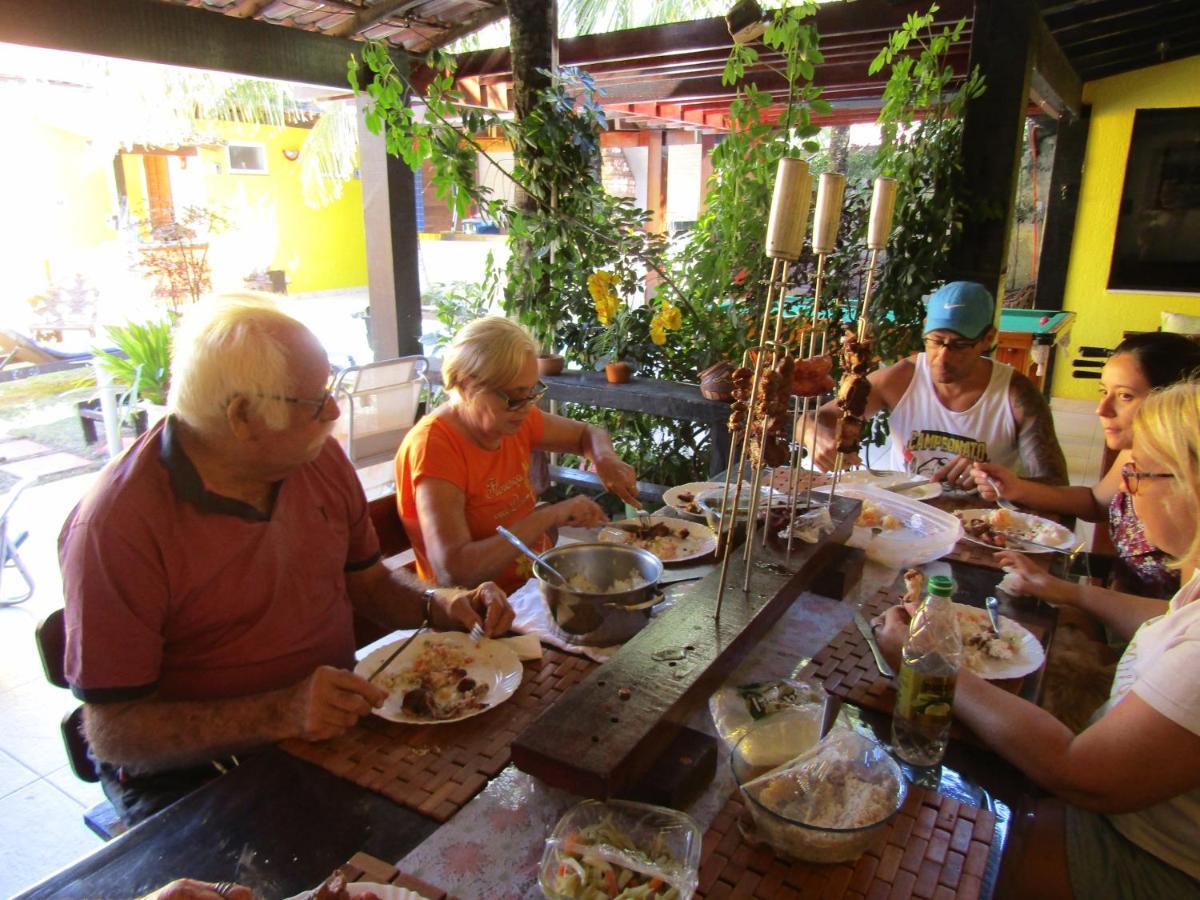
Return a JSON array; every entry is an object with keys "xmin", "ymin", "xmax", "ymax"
[{"xmin": 15, "ymin": 489, "xmax": 1068, "ymax": 900}]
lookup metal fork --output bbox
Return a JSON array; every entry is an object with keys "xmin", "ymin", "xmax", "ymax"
[{"xmin": 469, "ymin": 621, "xmax": 485, "ymax": 644}]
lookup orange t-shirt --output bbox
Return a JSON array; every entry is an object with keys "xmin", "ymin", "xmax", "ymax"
[{"xmin": 396, "ymin": 406, "xmax": 547, "ymax": 592}]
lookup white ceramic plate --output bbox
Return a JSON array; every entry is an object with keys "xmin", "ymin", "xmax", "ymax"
[
  {"xmin": 955, "ymin": 508, "xmax": 1074, "ymax": 553},
  {"xmin": 663, "ymin": 481, "xmax": 733, "ymax": 517},
  {"xmin": 954, "ymin": 603, "xmax": 1045, "ymax": 680},
  {"xmin": 599, "ymin": 516, "xmax": 718, "ymax": 563},
  {"xmin": 356, "ymin": 631, "xmax": 523, "ymax": 724},
  {"xmin": 284, "ymin": 883, "xmax": 429, "ymax": 900}
]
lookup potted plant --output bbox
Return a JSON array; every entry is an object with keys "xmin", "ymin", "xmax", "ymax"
[{"xmin": 93, "ymin": 318, "xmax": 173, "ymax": 429}]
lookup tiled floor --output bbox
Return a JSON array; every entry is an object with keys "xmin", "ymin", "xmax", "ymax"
[
  {"xmin": 0, "ymin": 401, "xmax": 1107, "ymax": 895},
  {"xmin": 0, "ymin": 471, "xmax": 108, "ymax": 898}
]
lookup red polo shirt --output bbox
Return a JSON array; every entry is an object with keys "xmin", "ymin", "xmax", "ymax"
[{"xmin": 60, "ymin": 418, "xmax": 381, "ymax": 703}]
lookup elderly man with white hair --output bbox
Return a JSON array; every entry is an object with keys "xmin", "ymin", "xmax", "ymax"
[{"xmin": 59, "ymin": 294, "xmax": 513, "ymax": 824}]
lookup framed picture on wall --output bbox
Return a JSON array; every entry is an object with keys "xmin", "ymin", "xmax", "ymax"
[{"xmin": 1108, "ymin": 107, "xmax": 1200, "ymax": 293}]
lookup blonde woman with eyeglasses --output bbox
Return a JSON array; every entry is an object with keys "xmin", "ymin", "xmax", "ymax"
[
  {"xmin": 875, "ymin": 379, "xmax": 1200, "ymax": 898},
  {"xmin": 396, "ymin": 316, "xmax": 640, "ymax": 592}
]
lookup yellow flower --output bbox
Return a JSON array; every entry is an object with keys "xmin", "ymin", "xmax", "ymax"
[
  {"xmin": 588, "ymin": 271, "xmax": 620, "ymax": 326},
  {"xmin": 650, "ymin": 323, "xmax": 667, "ymax": 345},
  {"xmin": 659, "ymin": 302, "xmax": 682, "ymax": 331}
]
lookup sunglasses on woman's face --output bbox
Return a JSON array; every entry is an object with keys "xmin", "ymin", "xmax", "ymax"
[
  {"xmin": 493, "ymin": 380, "xmax": 548, "ymax": 411},
  {"xmin": 1121, "ymin": 461, "xmax": 1174, "ymax": 496}
]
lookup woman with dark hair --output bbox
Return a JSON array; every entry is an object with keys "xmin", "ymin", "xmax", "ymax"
[{"xmin": 976, "ymin": 331, "xmax": 1200, "ymax": 600}]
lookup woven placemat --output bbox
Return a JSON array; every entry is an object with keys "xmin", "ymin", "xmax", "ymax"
[
  {"xmin": 699, "ymin": 787, "xmax": 997, "ymax": 899},
  {"xmin": 335, "ymin": 851, "xmax": 453, "ymax": 899},
  {"xmin": 281, "ymin": 648, "xmax": 597, "ymax": 822},
  {"xmin": 797, "ymin": 589, "xmax": 1044, "ymax": 719}
]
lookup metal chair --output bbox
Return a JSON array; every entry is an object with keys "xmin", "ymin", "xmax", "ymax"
[
  {"xmin": 332, "ymin": 356, "xmax": 428, "ymax": 468},
  {"xmin": 0, "ymin": 478, "xmax": 35, "ymax": 606}
]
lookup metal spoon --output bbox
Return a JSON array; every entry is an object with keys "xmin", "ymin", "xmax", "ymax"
[
  {"xmin": 495, "ymin": 525, "xmax": 567, "ymax": 585},
  {"xmin": 985, "ymin": 595, "xmax": 1002, "ymax": 636}
]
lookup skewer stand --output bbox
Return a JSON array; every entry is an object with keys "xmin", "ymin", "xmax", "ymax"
[{"xmin": 510, "ymin": 494, "xmax": 860, "ymax": 801}]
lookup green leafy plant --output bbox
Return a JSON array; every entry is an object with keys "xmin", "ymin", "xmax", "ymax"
[
  {"xmin": 94, "ymin": 319, "xmax": 173, "ymax": 408},
  {"xmin": 425, "ymin": 251, "xmax": 502, "ymax": 353},
  {"xmin": 672, "ymin": 2, "xmax": 827, "ymax": 368},
  {"xmin": 862, "ymin": 4, "xmax": 985, "ymax": 363}
]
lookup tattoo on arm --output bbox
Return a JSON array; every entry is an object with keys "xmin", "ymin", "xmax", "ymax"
[{"xmin": 1009, "ymin": 375, "xmax": 1069, "ymax": 485}]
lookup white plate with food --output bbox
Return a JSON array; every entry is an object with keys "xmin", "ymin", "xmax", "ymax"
[
  {"xmin": 663, "ymin": 481, "xmax": 742, "ymax": 518},
  {"xmin": 955, "ymin": 508, "xmax": 1074, "ymax": 552},
  {"xmin": 954, "ymin": 603, "xmax": 1045, "ymax": 680},
  {"xmin": 356, "ymin": 631, "xmax": 523, "ymax": 724},
  {"xmin": 599, "ymin": 516, "xmax": 718, "ymax": 563}
]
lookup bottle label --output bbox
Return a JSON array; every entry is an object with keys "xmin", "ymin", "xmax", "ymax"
[{"xmin": 895, "ymin": 665, "xmax": 956, "ymax": 722}]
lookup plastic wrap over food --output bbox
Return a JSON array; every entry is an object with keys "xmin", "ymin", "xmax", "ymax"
[
  {"xmin": 779, "ymin": 506, "xmax": 833, "ymax": 544},
  {"xmin": 539, "ymin": 799, "xmax": 701, "ymax": 899},
  {"xmin": 709, "ymin": 679, "xmax": 829, "ymax": 748},
  {"xmin": 740, "ymin": 726, "xmax": 907, "ymax": 862}
]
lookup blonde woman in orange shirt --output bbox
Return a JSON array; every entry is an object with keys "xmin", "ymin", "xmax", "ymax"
[{"xmin": 397, "ymin": 317, "xmax": 640, "ymax": 592}]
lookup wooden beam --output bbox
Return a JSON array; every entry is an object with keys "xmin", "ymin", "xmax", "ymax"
[
  {"xmin": 455, "ymin": 0, "xmax": 971, "ymax": 79},
  {"xmin": 0, "ymin": 0, "xmax": 383, "ymax": 89},
  {"xmin": 947, "ymin": 0, "xmax": 1035, "ymax": 300},
  {"xmin": 1034, "ymin": 106, "xmax": 1089, "ymax": 312},
  {"xmin": 643, "ymin": 130, "xmax": 668, "ymax": 234},
  {"xmin": 1030, "ymin": 9, "xmax": 1081, "ymax": 118}
]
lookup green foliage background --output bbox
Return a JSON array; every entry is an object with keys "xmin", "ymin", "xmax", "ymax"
[{"xmin": 356, "ymin": 3, "xmax": 981, "ymax": 489}]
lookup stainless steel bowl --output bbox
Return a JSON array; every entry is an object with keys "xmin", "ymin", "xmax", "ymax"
[{"xmin": 537, "ymin": 543, "xmax": 663, "ymax": 645}]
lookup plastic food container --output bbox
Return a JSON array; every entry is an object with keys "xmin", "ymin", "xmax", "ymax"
[
  {"xmin": 731, "ymin": 726, "xmax": 907, "ymax": 864},
  {"xmin": 539, "ymin": 799, "xmax": 701, "ymax": 899},
  {"xmin": 814, "ymin": 484, "xmax": 963, "ymax": 568}
]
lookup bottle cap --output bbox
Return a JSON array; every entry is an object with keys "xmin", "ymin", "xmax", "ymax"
[{"xmin": 927, "ymin": 575, "xmax": 955, "ymax": 597}]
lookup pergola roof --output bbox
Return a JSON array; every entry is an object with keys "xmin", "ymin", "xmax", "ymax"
[
  {"xmin": 159, "ymin": 0, "xmax": 509, "ymax": 54},
  {"xmin": 140, "ymin": 1, "xmax": 1200, "ymax": 132}
]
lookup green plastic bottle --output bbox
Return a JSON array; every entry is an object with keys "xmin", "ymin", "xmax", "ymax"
[{"xmin": 892, "ymin": 574, "xmax": 962, "ymax": 766}]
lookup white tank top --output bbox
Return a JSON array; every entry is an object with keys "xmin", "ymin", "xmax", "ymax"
[{"xmin": 882, "ymin": 353, "xmax": 1019, "ymax": 477}]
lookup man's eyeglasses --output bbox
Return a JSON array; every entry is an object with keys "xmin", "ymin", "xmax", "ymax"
[
  {"xmin": 1121, "ymin": 462, "xmax": 1174, "ymax": 496},
  {"xmin": 923, "ymin": 336, "xmax": 980, "ymax": 353},
  {"xmin": 261, "ymin": 375, "xmax": 338, "ymax": 421},
  {"xmin": 493, "ymin": 380, "xmax": 548, "ymax": 412}
]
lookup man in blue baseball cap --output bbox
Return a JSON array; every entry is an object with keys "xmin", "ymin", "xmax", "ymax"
[{"xmin": 803, "ymin": 281, "xmax": 1067, "ymax": 490}]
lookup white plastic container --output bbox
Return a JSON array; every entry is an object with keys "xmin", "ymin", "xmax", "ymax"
[{"xmin": 818, "ymin": 484, "xmax": 963, "ymax": 568}]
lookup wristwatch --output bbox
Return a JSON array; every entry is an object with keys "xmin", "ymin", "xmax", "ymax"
[{"xmin": 421, "ymin": 587, "xmax": 439, "ymax": 625}]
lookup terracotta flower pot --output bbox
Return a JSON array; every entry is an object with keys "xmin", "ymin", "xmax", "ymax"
[
  {"xmin": 605, "ymin": 361, "xmax": 632, "ymax": 384},
  {"xmin": 537, "ymin": 354, "xmax": 565, "ymax": 376},
  {"xmin": 699, "ymin": 361, "xmax": 735, "ymax": 402}
]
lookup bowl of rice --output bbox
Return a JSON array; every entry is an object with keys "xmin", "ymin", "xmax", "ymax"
[
  {"xmin": 731, "ymin": 725, "xmax": 907, "ymax": 863},
  {"xmin": 538, "ymin": 543, "xmax": 663, "ymax": 645}
]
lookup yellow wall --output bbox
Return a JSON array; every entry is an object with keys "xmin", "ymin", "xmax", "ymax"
[
  {"xmin": 121, "ymin": 120, "xmax": 367, "ymax": 295},
  {"xmin": 1052, "ymin": 54, "xmax": 1200, "ymax": 399},
  {"xmin": 0, "ymin": 114, "xmax": 366, "ymax": 330},
  {"xmin": 0, "ymin": 118, "xmax": 120, "ymax": 311}
]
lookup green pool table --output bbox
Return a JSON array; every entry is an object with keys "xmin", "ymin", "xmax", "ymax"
[{"xmin": 996, "ymin": 308, "xmax": 1075, "ymax": 392}]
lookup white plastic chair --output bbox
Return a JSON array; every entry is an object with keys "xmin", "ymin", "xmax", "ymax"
[
  {"xmin": 1, "ymin": 478, "xmax": 35, "ymax": 606},
  {"xmin": 332, "ymin": 356, "xmax": 428, "ymax": 468}
]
